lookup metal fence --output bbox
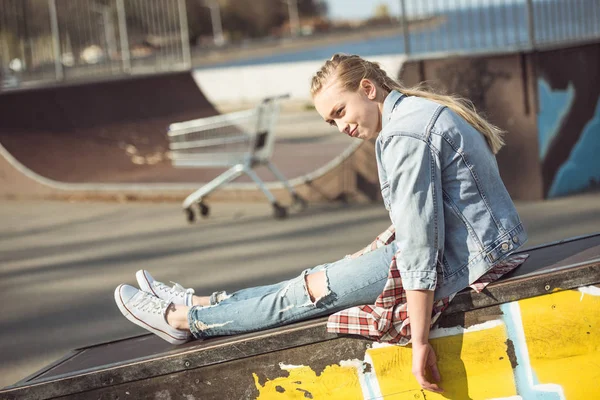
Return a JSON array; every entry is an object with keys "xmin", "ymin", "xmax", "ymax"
[
  {"xmin": 0, "ymin": 0, "xmax": 190, "ymax": 88},
  {"xmin": 2, "ymin": 0, "xmax": 599, "ymax": 90},
  {"xmin": 399, "ymin": 0, "xmax": 600, "ymax": 56}
]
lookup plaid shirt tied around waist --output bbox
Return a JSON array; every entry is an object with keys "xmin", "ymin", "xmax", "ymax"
[{"xmin": 327, "ymin": 225, "xmax": 529, "ymax": 344}]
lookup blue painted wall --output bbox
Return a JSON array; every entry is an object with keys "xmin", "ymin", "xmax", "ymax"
[{"xmin": 537, "ymin": 78, "xmax": 600, "ymax": 197}]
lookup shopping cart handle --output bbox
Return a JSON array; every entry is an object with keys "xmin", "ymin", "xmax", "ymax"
[{"xmin": 261, "ymin": 93, "xmax": 290, "ymax": 104}]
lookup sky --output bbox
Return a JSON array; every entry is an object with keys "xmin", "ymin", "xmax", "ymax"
[
  {"xmin": 326, "ymin": 0, "xmax": 400, "ymax": 21},
  {"xmin": 324, "ymin": 0, "xmax": 529, "ymax": 21}
]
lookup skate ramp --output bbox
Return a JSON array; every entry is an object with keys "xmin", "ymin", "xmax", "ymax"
[
  {"xmin": 0, "ymin": 73, "xmax": 220, "ymax": 183},
  {"xmin": 0, "ymin": 73, "xmax": 376, "ymax": 203}
]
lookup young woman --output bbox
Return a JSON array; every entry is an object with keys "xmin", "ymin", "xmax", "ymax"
[{"xmin": 115, "ymin": 54, "xmax": 528, "ymax": 393}]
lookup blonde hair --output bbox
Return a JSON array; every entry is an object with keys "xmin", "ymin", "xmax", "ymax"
[{"xmin": 310, "ymin": 54, "xmax": 505, "ymax": 154}]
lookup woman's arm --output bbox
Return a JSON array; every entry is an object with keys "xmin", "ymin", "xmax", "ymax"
[
  {"xmin": 406, "ymin": 289, "xmax": 443, "ymax": 393},
  {"xmin": 379, "ymin": 135, "xmax": 445, "ymax": 392}
]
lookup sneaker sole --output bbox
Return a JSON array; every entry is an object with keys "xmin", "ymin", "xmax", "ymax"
[{"xmin": 114, "ymin": 284, "xmax": 189, "ymax": 345}]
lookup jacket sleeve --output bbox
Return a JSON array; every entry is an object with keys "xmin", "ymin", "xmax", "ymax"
[{"xmin": 380, "ymin": 134, "xmax": 444, "ymax": 291}]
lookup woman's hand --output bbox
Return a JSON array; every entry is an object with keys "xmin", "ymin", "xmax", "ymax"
[{"xmin": 411, "ymin": 342, "xmax": 443, "ymax": 393}]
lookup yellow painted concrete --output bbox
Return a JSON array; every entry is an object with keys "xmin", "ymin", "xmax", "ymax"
[
  {"xmin": 369, "ymin": 324, "xmax": 517, "ymax": 399},
  {"xmin": 252, "ymin": 288, "xmax": 600, "ymax": 399},
  {"xmin": 519, "ymin": 289, "xmax": 600, "ymax": 399},
  {"xmin": 253, "ymin": 364, "xmax": 363, "ymax": 399},
  {"xmin": 253, "ymin": 324, "xmax": 517, "ymax": 399}
]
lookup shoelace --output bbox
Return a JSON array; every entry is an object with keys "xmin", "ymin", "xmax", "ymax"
[
  {"xmin": 153, "ymin": 281, "xmax": 195, "ymax": 298},
  {"xmin": 133, "ymin": 293, "xmax": 166, "ymax": 315}
]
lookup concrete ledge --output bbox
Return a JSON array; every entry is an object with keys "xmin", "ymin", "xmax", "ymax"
[
  {"xmin": 3, "ymin": 233, "xmax": 599, "ymax": 399},
  {"xmin": 193, "ymin": 54, "xmax": 407, "ymax": 109}
]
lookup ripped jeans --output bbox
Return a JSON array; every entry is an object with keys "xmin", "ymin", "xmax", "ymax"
[{"xmin": 188, "ymin": 243, "xmax": 396, "ymax": 339}]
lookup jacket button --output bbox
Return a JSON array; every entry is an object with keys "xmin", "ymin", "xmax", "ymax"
[
  {"xmin": 501, "ymin": 242, "xmax": 509, "ymax": 252},
  {"xmin": 512, "ymin": 236, "xmax": 519, "ymax": 243}
]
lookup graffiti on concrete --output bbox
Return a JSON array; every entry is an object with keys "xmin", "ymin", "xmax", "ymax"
[
  {"xmin": 537, "ymin": 80, "xmax": 575, "ymax": 161},
  {"xmin": 537, "ymin": 45, "xmax": 600, "ymax": 198},
  {"xmin": 538, "ymin": 79, "xmax": 600, "ymax": 197},
  {"xmin": 500, "ymin": 301, "xmax": 565, "ymax": 399},
  {"xmin": 253, "ymin": 287, "xmax": 600, "ymax": 399}
]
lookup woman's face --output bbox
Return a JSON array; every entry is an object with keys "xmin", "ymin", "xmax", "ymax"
[{"xmin": 313, "ymin": 78, "xmax": 384, "ymax": 141}]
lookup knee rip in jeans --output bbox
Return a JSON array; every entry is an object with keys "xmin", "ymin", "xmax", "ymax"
[
  {"xmin": 279, "ymin": 270, "xmax": 332, "ymax": 312},
  {"xmin": 306, "ymin": 270, "xmax": 331, "ymax": 303}
]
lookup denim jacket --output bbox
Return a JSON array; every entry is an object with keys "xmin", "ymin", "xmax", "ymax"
[{"xmin": 376, "ymin": 90, "xmax": 527, "ymax": 300}]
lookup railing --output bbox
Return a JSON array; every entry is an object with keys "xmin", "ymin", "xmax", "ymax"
[
  {"xmin": 0, "ymin": 0, "xmax": 190, "ymax": 89},
  {"xmin": 398, "ymin": 0, "xmax": 600, "ymax": 56},
  {"xmin": 2, "ymin": 0, "xmax": 599, "ymax": 90}
]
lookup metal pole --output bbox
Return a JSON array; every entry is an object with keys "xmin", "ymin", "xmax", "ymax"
[
  {"xmin": 116, "ymin": 0, "xmax": 131, "ymax": 73},
  {"xmin": 48, "ymin": 0, "xmax": 63, "ymax": 81},
  {"xmin": 525, "ymin": 0, "xmax": 535, "ymax": 49},
  {"xmin": 399, "ymin": 0, "xmax": 410, "ymax": 55},
  {"xmin": 21, "ymin": 0, "xmax": 33, "ymax": 71},
  {"xmin": 286, "ymin": 0, "xmax": 300, "ymax": 37},
  {"xmin": 99, "ymin": 6, "xmax": 118, "ymax": 68},
  {"xmin": 166, "ymin": 0, "xmax": 178, "ymax": 64},
  {"xmin": 208, "ymin": 0, "xmax": 224, "ymax": 46},
  {"xmin": 177, "ymin": 0, "xmax": 191, "ymax": 68}
]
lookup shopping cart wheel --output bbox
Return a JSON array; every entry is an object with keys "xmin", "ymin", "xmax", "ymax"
[
  {"xmin": 198, "ymin": 202, "xmax": 210, "ymax": 217},
  {"xmin": 292, "ymin": 194, "xmax": 308, "ymax": 210},
  {"xmin": 185, "ymin": 208, "xmax": 195, "ymax": 223},
  {"xmin": 273, "ymin": 203, "xmax": 288, "ymax": 219}
]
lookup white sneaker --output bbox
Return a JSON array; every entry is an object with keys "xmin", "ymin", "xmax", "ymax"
[
  {"xmin": 136, "ymin": 270, "xmax": 195, "ymax": 307},
  {"xmin": 114, "ymin": 284, "xmax": 191, "ymax": 345}
]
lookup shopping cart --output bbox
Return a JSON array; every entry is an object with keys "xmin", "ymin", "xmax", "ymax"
[{"xmin": 167, "ymin": 94, "xmax": 307, "ymax": 223}]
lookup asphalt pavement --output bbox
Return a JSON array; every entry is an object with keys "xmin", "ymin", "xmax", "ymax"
[{"xmin": 1, "ymin": 191, "xmax": 599, "ymax": 388}]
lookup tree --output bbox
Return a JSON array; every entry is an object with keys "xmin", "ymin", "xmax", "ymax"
[{"xmin": 373, "ymin": 3, "xmax": 391, "ymax": 19}]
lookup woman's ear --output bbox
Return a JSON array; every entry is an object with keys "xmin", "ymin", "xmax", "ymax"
[{"xmin": 360, "ymin": 79, "xmax": 377, "ymax": 100}]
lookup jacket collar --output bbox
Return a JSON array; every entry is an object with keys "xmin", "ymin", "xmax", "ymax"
[{"xmin": 381, "ymin": 90, "xmax": 405, "ymax": 130}]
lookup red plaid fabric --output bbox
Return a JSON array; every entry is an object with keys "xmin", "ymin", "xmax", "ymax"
[{"xmin": 329, "ymin": 226, "xmax": 529, "ymax": 344}]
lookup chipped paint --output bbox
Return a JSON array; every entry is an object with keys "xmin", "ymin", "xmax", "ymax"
[
  {"xmin": 255, "ymin": 321, "xmax": 516, "ymax": 398},
  {"xmin": 253, "ymin": 363, "xmax": 363, "ymax": 399},
  {"xmin": 500, "ymin": 302, "xmax": 564, "ymax": 399},
  {"xmin": 370, "ymin": 341, "xmax": 393, "ymax": 350},
  {"xmin": 252, "ymin": 288, "xmax": 600, "ymax": 399},
  {"xmin": 505, "ymin": 338, "xmax": 519, "ymax": 369},
  {"xmin": 578, "ymin": 285, "xmax": 600, "ymax": 301},
  {"xmin": 278, "ymin": 362, "xmax": 306, "ymax": 370},
  {"xmin": 339, "ymin": 358, "xmax": 383, "ymax": 399},
  {"xmin": 429, "ymin": 319, "xmax": 504, "ymax": 339}
]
